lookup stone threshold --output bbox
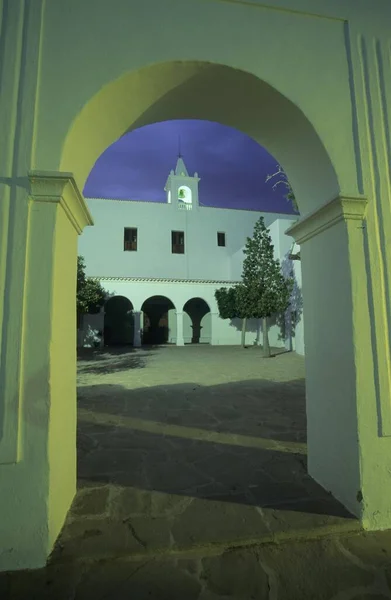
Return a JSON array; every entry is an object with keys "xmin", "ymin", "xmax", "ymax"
[{"xmin": 49, "ymin": 517, "xmax": 361, "ymax": 566}]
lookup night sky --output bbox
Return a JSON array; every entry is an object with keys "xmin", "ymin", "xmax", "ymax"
[{"xmin": 84, "ymin": 120, "xmax": 297, "ymax": 214}]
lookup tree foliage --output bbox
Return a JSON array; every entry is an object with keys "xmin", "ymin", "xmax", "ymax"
[
  {"xmin": 214, "ymin": 217, "xmax": 293, "ymax": 355},
  {"xmin": 241, "ymin": 217, "xmax": 293, "ymax": 320},
  {"xmin": 77, "ymin": 256, "xmax": 107, "ymax": 316},
  {"xmin": 265, "ymin": 164, "xmax": 298, "ymax": 213},
  {"xmin": 214, "ymin": 287, "xmax": 238, "ymax": 319}
]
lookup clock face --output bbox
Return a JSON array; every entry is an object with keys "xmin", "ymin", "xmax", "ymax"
[{"xmin": 178, "ymin": 186, "xmax": 192, "ymax": 204}]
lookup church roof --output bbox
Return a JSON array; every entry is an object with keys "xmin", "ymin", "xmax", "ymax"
[
  {"xmin": 174, "ymin": 155, "xmax": 189, "ymax": 177},
  {"xmin": 90, "ymin": 276, "xmax": 240, "ymax": 285}
]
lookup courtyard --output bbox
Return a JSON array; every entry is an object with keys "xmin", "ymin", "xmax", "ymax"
[
  {"xmin": 70, "ymin": 343, "xmax": 357, "ymax": 559},
  {"xmin": 4, "ymin": 345, "xmax": 391, "ymax": 599}
]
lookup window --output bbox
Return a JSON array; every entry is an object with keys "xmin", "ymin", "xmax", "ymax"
[
  {"xmin": 172, "ymin": 230, "xmax": 185, "ymax": 254},
  {"xmin": 217, "ymin": 232, "xmax": 226, "ymax": 247},
  {"xmin": 124, "ymin": 227, "xmax": 137, "ymax": 251}
]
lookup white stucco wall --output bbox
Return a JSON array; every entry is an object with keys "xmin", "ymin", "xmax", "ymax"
[
  {"xmin": 78, "ymin": 279, "xmax": 291, "ymax": 350},
  {"xmin": 77, "ymin": 206, "xmax": 302, "ymax": 350},
  {"xmin": 78, "ymin": 198, "xmax": 297, "ymax": 281}
]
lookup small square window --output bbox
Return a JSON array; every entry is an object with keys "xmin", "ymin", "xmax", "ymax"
[
  {"xmin": 124, "ymin": 227, "xmax": 137, "ymax": 251},
  {"xmin": 217, "ymin": 232, "xmax": 226, "ymax": 247},
  {"xmin": 172, "ymin": 231, "xmax": 185, "ymax": 254}
]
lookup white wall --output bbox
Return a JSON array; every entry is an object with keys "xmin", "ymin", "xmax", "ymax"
[
  {"xmin": 78, "ymin": 279, "xmax": 291, "ymax": 349},
  {"xmin": 78, "ymin": 199, "xmax": 298, "ymax": 281},
  {"xmin": 77, "ymin": 208, "xmax": 304, "ymax": 351}
]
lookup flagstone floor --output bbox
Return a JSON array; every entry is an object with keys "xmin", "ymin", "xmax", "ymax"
[
  {"xmin": 67, "ymin": 345, "xmax": 358, "ymax": 561},
  {"xmin": 4, "ymin": 345, "xmax": 391, "ymax": 598}
]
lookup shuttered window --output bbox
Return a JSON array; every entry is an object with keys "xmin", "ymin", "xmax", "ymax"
[
  {"xmin": 124, "ymin": 227, "xmax": 137, "ymax": 251},
  {"xmin": 217, "ymin": 232, "xmax": 226, "ymax": 247},
  {"xmin": 172, "ymin": 231, "xmax": 185, "ymax": 254}
]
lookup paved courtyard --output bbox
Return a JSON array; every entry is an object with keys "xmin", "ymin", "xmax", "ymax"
[
  {"xmin": 3, "ymin": 345, "xmax": 391, "ymax": 599},
  {"xmin": 70, "ymin": 344, "xmax": 358, "ymax": 560}
]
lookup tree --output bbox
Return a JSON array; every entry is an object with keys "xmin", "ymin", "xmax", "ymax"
[
  {"xmin": 241, "ymin": 217, "xmax": 293, "ymax": 357},
  {"xmin": 215, "ymin": 218, "xmax": 293, "ymax": 354},
  {"xmin": 214, "ymin": 287, "xmax": 237, "ymax": 319},
  {"xmin": 265, "ymin": 164, "xmax": 298, "ymax": 213},
  {"xmin": 77, "ymin": 256, "xmax": 107, "ymax": 326},
  {"xmin": 214, "ymin": 285, "xmax": 249, "ymax": 347}
]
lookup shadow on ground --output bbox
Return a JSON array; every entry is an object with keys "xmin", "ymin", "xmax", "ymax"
[
  {"xmin": 77, "ymin": 346, "xmax": 157, "ymax": 374},
  {"xmin": 77, "ymin": 378, "xmax": 306, "ymax": 442},
  {"xmin": 76, "ymin": 380, "xmax": 352, "ymax": 519},
  {"xmin": 52, "ymin": 348, "xmax": 359, "ymax": 568}
]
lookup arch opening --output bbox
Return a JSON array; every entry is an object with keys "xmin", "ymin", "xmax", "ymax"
[
  {"xmin": 141, "ymin": 295, "xmax": 176, "ymax": 345},
  {"xmin": 60, "ymin": 60, "xmax": 340, "ymax": 217},
  {"xmin": 104, "ymin": 295, "xmax": 134, "ymax": 346},
  {"xmin": 183, "ymin": 297, "xmax": 211, "ymax": 344},
  {"xmin": 67, "ymin": 61, "xmax": 361, "ymax": 529}
]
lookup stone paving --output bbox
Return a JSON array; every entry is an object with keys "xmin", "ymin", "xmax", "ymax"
[{"xmin": 2, "ymin": 345, "xmax": 391, "ymax": 598}]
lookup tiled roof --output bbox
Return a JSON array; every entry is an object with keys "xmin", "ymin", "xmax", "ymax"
[
  {"xmin": 90, "ymin": 276, "xmax": 240, "ymax": 285},
  {"xmin": 85, "ymin": 197, "xmax": 297, "ymax": 216}
]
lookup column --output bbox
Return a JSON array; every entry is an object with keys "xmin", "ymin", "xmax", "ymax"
[
  {"xmin": 287, "ymin": 195, "xmax": 379, "ymax": 524},
  {"xmin": 133, "ymin": 311, "xmax": 143, "ymax": 347},
  {"xmin": 210, "ymin": 312, "xmax": 219, "ymax": 345},
  {"xmin": 98, "ymin": 307, "xmax": 105, "ymax": 348},
  {"xmin": 0, "ymin": 172, "xmax": 93, "ymax": 571},
  {"xmin": 176, "ymin": 311, "xmax": 185, "ymax": 346}
]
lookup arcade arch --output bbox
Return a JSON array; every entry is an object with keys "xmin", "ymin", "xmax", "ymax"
[
  {"xmin": 183, "ymin": 298, "xmax": 211, "ymax": 344},
  {"xmin": 104, "ymin": 295, "xmax": 134, "ymax": 346},
  {"xmin": 141, "ymin": 295, "xmax": 176, "ymax": 345}
]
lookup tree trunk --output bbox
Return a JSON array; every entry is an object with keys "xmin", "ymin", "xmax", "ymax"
[
  {"xmin": 241, "ymin": 317, "xmax": 247, "ymax": 348},
  {"xmin": 262, "ymin": 316, "xmax": 271, "ymax": 357}
]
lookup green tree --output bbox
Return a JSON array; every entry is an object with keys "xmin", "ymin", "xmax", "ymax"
[
  {"xmin": 214, "ymin": 285, "xmax": 249, "ymax": 347},
  {"xmin": 214, "ymin": 287, "xmax": 237, "ymax": 320},
  {"xmin": 265, "ymin": 164, "xmax": 298, "ymax": 212},
  {"xmin": 241, "ymin": 217, "xmax": 293, "ymax": 357},
  {"xmin": 77, "ymin": 256, "xmax": 107, "ymax": 326},
  {"xmin": 215, "ymin": 218, "xmax": 293, "ymax": 354}
]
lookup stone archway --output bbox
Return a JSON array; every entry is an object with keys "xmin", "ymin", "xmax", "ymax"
[
  {"xmin": 45, "ymin": 61, "xmax": 369, "ymax": 534},
  {"xmin": 59, "ymin": 61, "xmax": 340, "ymax": 215},
  {"xmin": 141, "ymin": 295, "xmax": 175, "ymax": 345},
  {"xmin": 183, "ymin": 298, "xmax": 211, "ymax": 344},
  {"xmin": 2, "ymin": 0, "xmax": 391, "ymax": 568},
  {"xmin": 104, "ymin": 295, "xmax": 134, "ymax": 346}
]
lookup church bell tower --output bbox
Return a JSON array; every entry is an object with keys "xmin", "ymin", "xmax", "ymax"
[{"xmin": 164, "ymin": 153, "xmax": 200, "ymax": 210}]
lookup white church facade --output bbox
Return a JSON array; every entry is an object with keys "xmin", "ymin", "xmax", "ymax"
[{"xmin": 78, "ymin": 156, "xmax": 304, "ymax": 354}]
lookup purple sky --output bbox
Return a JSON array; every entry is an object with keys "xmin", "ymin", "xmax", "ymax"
[{"xmin": 84, "ymin": 120, "xmax": 297, "ymax": 214}]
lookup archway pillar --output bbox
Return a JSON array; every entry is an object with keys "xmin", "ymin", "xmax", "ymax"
[
  {"xmin": 210, "ymin": 312, "xmax": 220, "ymax": 346},
  {"xmin": 133, "ymin": 310, "xmax": 143, "ymax": 347},
  {"xmin": 286, "ymin": 194, "xmax": 383, "ymax": 525},
  {"xmin": 176, "ymin": 311, "xmax": 185, "ymax": 346},
  {"xmin": 0, "ymin": 171, "xmax": 93, "ymax": 571}
]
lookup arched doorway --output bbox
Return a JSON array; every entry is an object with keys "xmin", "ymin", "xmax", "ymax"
[
  {"xmin": 6, "ymin": 10, "xmax": 391, "ymax": 566},
  {"xmin": 183, "ymin": 298, "xmax": 211, "ymax": 344},
  {"xmin": 141, "ymin": 295, "xmax": 175, "ymax": 345},
  {"xmin": 103, "ymin": 295, "xmax": 134, "ymax": 346},
  {"xmin": 55, "ymin": 61, "xmax": 368, "ymax": 526}
]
